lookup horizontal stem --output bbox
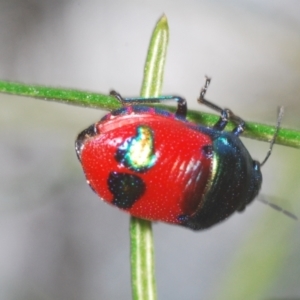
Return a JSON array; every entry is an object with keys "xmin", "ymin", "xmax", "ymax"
[
  {"xmin": 0, "ymin": 80, "xmax": 299, "ymax": 148},
  {"xmin": 0, "ymin": 80, "xmax": 120, "ymax": 110}
]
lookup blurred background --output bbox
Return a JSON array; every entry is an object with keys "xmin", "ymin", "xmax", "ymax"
[{"xmin": 0, "ymin": 1, "xmax": 300, "ymax": 299}]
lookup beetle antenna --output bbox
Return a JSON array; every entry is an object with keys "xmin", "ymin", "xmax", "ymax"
[
  {"xmin": 260, "ymin": 106, "xmax": 284, "ymax": 167},
  {"xmin": 258, "ymin": 195, "xmax": 298, "ymax": 220}
]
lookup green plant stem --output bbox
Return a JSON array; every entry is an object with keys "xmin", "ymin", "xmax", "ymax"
[
  {"xmin": 130, "ymin": 218, "xmax": 156, "ymax": 300},
  {"xmin": 1, "ymin": 80, "xmax": 299, "ymax": 148},
  {"xmin": 0, "ymin": 80, "xmax": 120, "ymax": 110},
  {"xmin": 130, "ymin": 15, "xmax": 169, "ymax": 300}
]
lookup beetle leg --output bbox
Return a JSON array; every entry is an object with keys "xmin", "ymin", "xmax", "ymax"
[
  {"xmin": 110, "ymin": 91, "xmax": 187, "ymax": 119},
  {"xmin": 110, "ymin": 90, "xmax": 125, "ymax": 103},
  {"xmin": 198, "ymin": 77, "xmax": 245, "ymax": 136},
  {"xmin": 172, "ymin": 96, "xmax": 187, "ymax": 119}
]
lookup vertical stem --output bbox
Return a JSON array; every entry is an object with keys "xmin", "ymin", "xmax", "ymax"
[
  {"xmin": 140, "ymin": 15, "xmax": 169, "ymax": 98},
  {"xmin": 130, "ymin": 218, "xmax": 156, "ymax": 300},
  {"xmin": 130, "ymin": 15, "xmax": 169, "ymax": 300}
]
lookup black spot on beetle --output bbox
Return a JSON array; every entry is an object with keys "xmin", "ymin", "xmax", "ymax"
[{"xmin": 108, "ymin": 172, "xmax": 146, "ymax": 209}]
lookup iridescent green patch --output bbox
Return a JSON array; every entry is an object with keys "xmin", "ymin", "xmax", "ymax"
[{"xmin": 115, "ymin": 125, "xmax": 157, "ymax": 172}]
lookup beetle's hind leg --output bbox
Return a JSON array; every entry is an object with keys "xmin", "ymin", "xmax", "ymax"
[{"xmin": 198, "ymin": 77, "xmax": 245, "ymax": 136}]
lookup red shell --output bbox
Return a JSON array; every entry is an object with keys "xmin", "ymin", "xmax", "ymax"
[{"xmin": 80, "ymin": 112, "xmax": 213, "ymax": 224}]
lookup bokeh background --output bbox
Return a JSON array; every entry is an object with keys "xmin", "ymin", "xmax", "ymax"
[{"xmin": 0, "ymin": 1, "xmax": 300, "ymax": 299}]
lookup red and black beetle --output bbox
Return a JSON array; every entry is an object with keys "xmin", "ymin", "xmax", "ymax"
[{"xmin": 75, "ymin": 78, "xmax": 283, "ymax": 230}]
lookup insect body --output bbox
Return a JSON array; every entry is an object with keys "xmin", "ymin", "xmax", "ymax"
[{"xmin": 75, "ymin": 78, "xmax": 273, "ymax": 230}]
